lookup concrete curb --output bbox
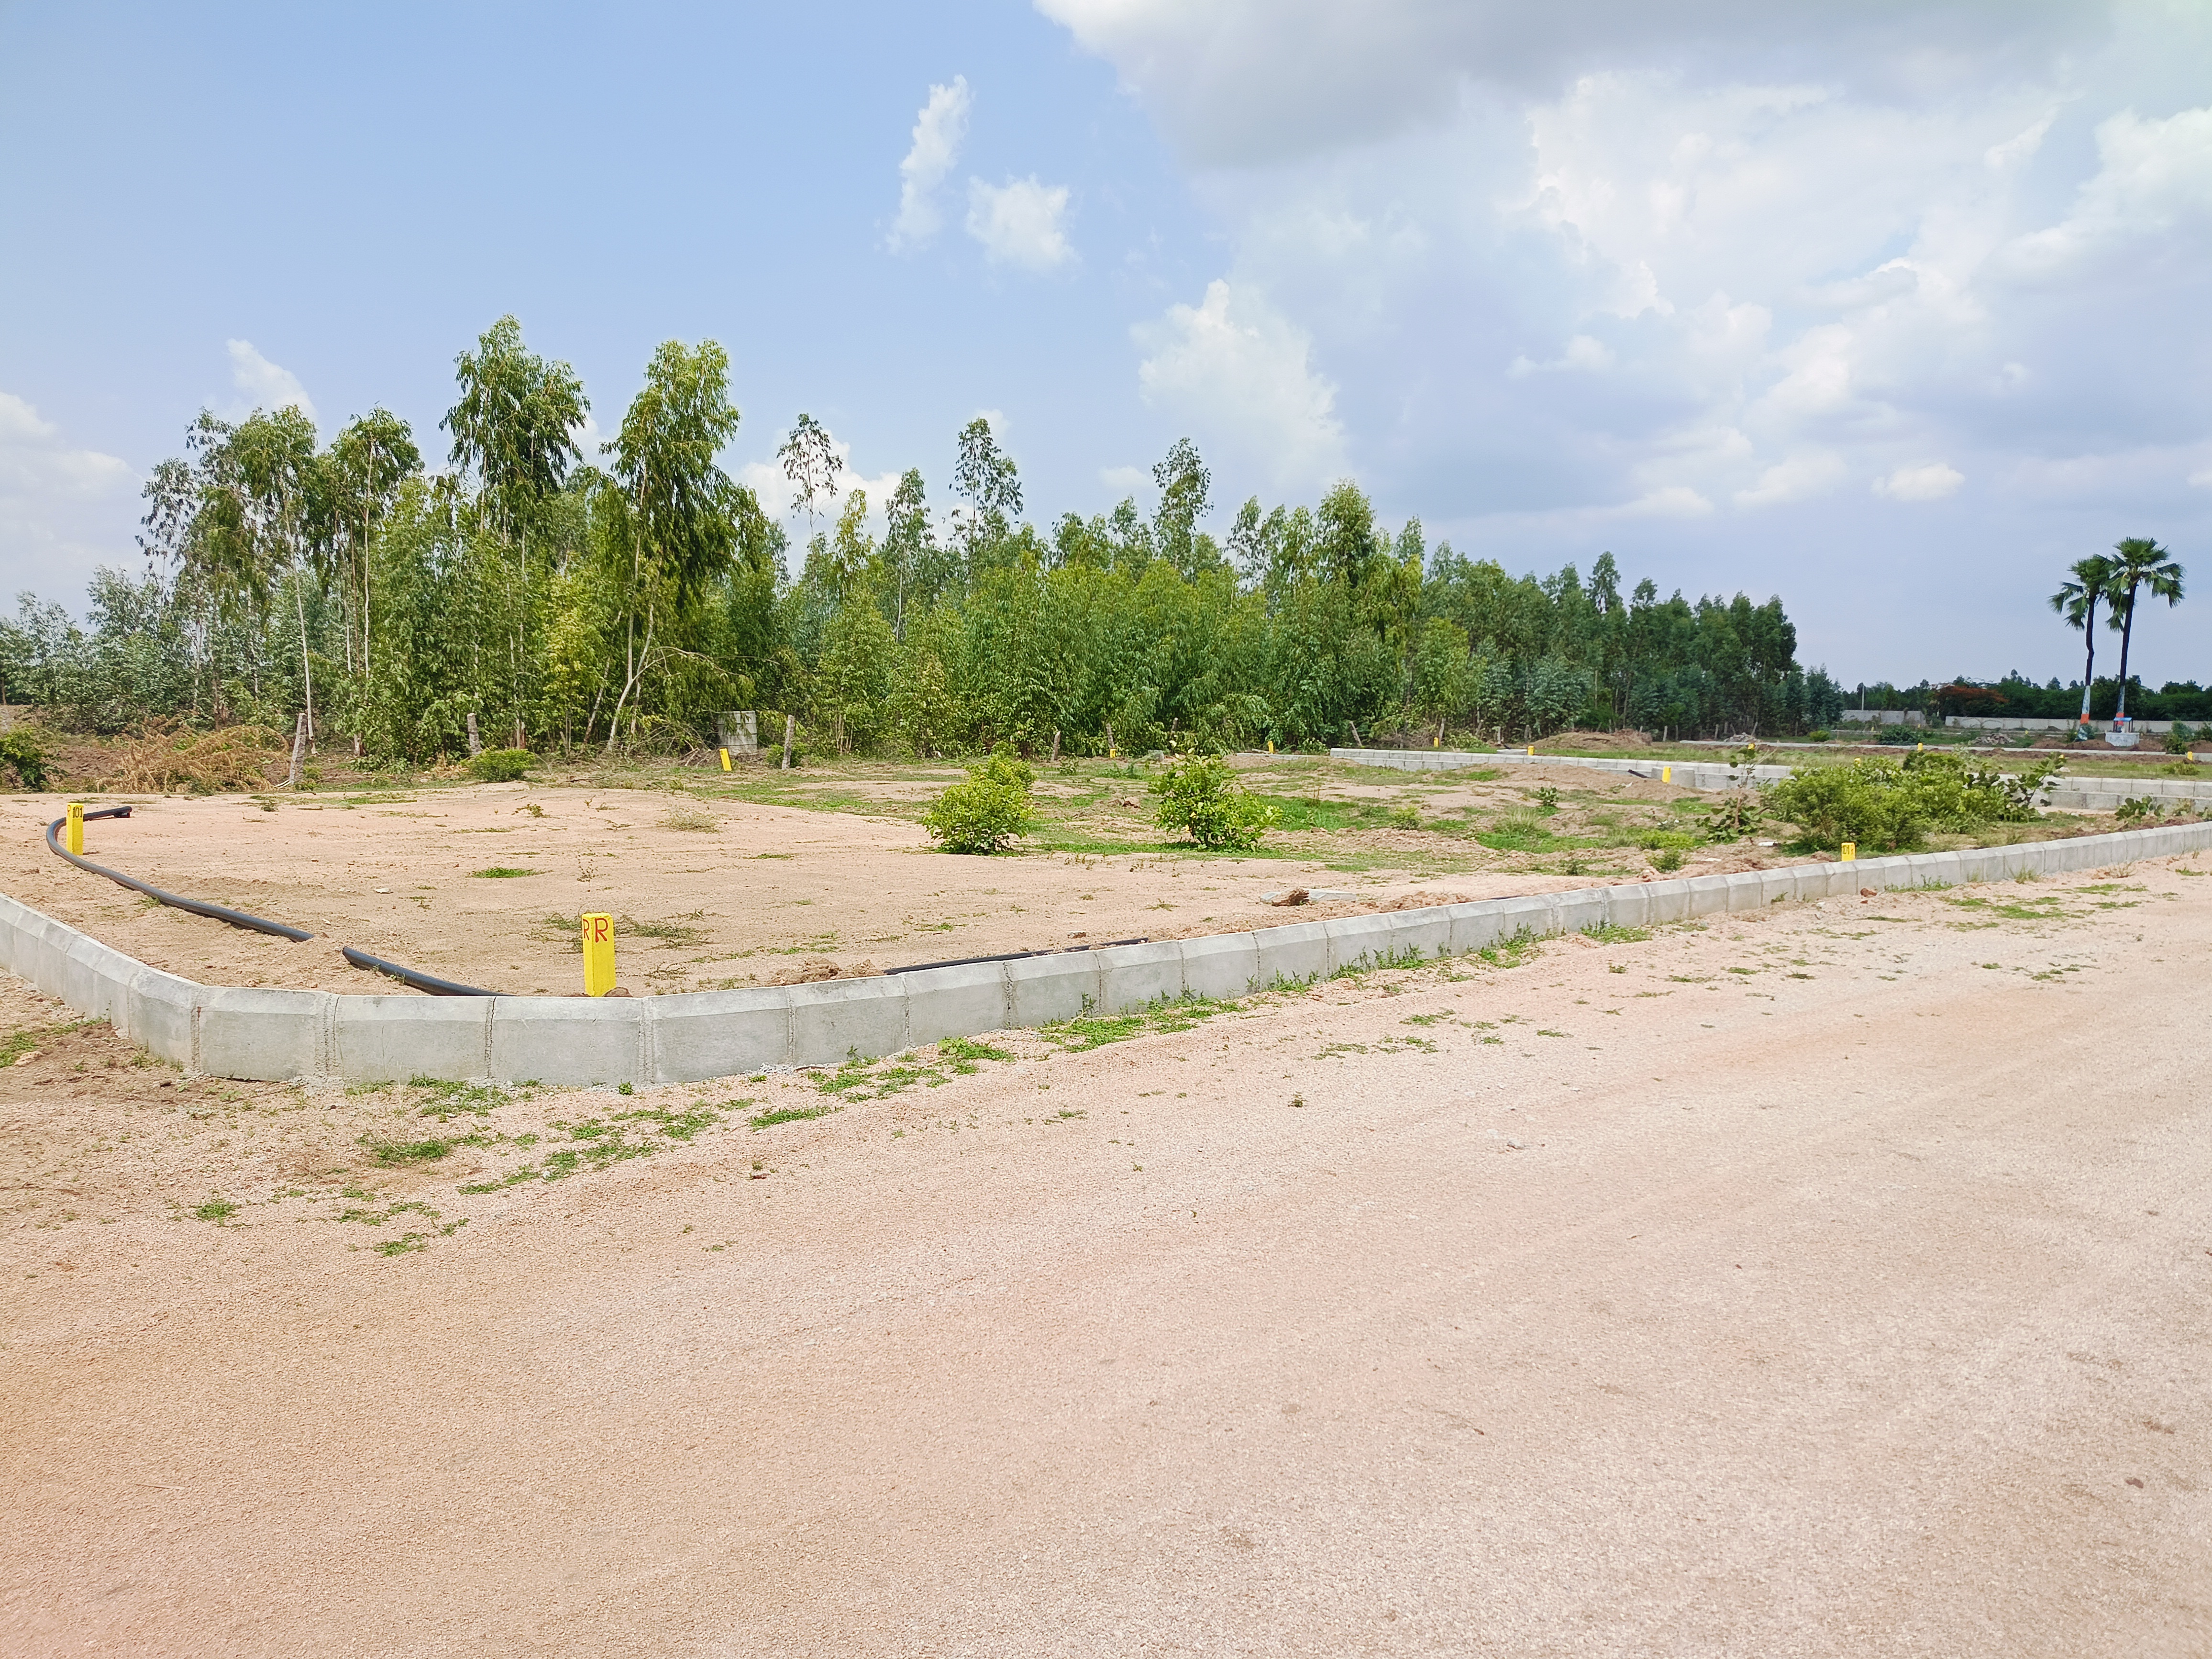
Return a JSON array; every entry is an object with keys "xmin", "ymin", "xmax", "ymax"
[{"xmin": 5, "ymin": 821, "xmax": 2210, "ymax": 1087}]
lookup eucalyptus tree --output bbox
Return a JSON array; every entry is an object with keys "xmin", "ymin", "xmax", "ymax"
[
  {"xmin": 2048, "ymin": 553, "xmax": 2116, "ymax": 728},
  {"xmin": 2102, "ymin": 537, "xmax": 2185, "ymax": 722},
  {"xmin": 951, "ymin": 416, "xmax": 1022, "ymax": 578},
  {"xmin": 323, "ymin": 408, "xmax": 421, "ymax": 708},
  {"xmin": 443, "ymin": 316, "xmax": 589, "ymax": 729},
  {"xmin": 876, "ymin": 467, "xmax": 944, "ymax": 640},
  {"xmin": 777, "ymin": 412, "xmax": 843, "ymax": 542},
  {"xmin": 1152, "ymin": 436, "xmax": 1212, "ymax": 578},
  {"xmin": 600, "ymin": 338, "xmax": 744, "ymax": 749}
]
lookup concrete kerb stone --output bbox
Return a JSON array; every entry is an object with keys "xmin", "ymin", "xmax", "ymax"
[
  {"xmin": 488, "ymin": 997, "xmax": 646, "ymax": 1089},
  {"xmin": 1006, "ymin": 950, "xmax": 1102, "ymax": 1028},
  {"xmin": 196, "ymin": 986, "xmax": 334, "ymax": 1083},
  {"xmin": 649, "ymin": 986, "xmax": 793, "ymax": 1084},
  {"xmin": 1180, "ymin": 932, "xmax": 1261, "ymax": 1000},
  {"xmin": 1098, "ymin": 940, "xmax": 1188, "ymax": 1013},
  {"xmin": 1554, "ymin": 891, "xmax": 1610, "ymax": 937},
  {"xmin": 786, "ymin": 974, "xmax": 911, "ymax": 1069},
  {"xmin": 893, "ymin": 962, "xmax": 1009, "ymax": 1051},
  {"xmin": 120, "ymin": 963, "xmax": 196, "ymax": 1064},
  {"xmin": 1443, "ymin": 902, "xmax": 1508, "ymax": 956},
  {"xmin": 336, "ymin": 995, "xmax": 493, "ymax": 1084},
  {"xmin": 1323, "ymin": 911, "xmax": 1419, "ymax": 973},
  {"xmin": 1250, "ymin": 919, "xmax": 1332, "ymax": 987}
]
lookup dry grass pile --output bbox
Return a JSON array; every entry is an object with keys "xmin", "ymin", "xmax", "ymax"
[{"xmin": 91, "ymin": 724, "xmax": 285, "ymax": 793}]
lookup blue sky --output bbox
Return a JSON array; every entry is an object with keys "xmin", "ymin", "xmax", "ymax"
[{"xmin": 3, "ymin": 0, "xmax": 2209, "ymax": 685}]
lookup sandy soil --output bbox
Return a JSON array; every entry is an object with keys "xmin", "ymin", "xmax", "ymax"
[
  {"xmin": 0, "ymin": 768, "xmax": 1789, "ymax": 995},
  {"xmin": 2, "ymin": 853, "xmax": 2207, "ymax": 1655}
]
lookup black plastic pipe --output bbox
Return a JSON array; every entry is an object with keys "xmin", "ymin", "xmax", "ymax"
[
  {"xmin": 43, "ymin": 805, "xmax": 496, "ymax": 995},
  {"xmin": 45, "ymin": 807, "xmax": 315, "ymax": 942},
  {"xmin": 884, "ymin": 937, "xmax": 1149, "ymax": 975}
]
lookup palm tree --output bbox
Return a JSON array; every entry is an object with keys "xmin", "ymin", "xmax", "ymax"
[
  {"xmin": 2049, "ymin": 553, "xmax": 2116, "ymax": 731},
  {"xmin": 2104, "ymin": 537, "xmax": 2186, "ymax": 722}
]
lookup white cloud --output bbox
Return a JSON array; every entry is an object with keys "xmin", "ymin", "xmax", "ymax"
[
  {"xmin": 2002, "ymin": 104, "xmax": 2212, "ymax": 275},
  {"xmin": 1619, "ymin": 485, "xmax": 1714, "ymax": 519},
  {"xmin": 890, "ymin": 76, "xmax": 972, "ymax": 250},
  {"xmin": 966, "ymin": 176, "xmax": 1074, "ymax": 269},
  {"xmin": 1508, "ymin": 334, "xmax": 1613, "ymax": 376},
  {"xmin": 1135, "ymin": 279, "xmax": 1346, "ymax": 491},
  {"xmin": 736, "ymin": 427, "xmax": 907, "ymax": 542},
  {"xmin": 1734, "ymin": 451, "xmax": 1847, "ymax": 508},
  {"xmin": 225, "ymin": 339, "xmax": 315, "ymax": 420},
  {"xmin": 0, "ymin": 390, "xmax": 136, "ymax": 601},
  {"xmin": 1099, "ymin": 464, "xmax": 1148, "ymax": 491},
  {"xmin": 1873, "ymin": 461, "xmax": 1965, "ymax": 501}
]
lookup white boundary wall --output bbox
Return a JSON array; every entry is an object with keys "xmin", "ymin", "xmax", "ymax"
[
  {"xmin": 1328, "ymin": 746, "xmax": 2212, "ymax": 811},
  {"xmin": 4, "ymin": 819, "xmax": 2211, "ymax": 1088}
]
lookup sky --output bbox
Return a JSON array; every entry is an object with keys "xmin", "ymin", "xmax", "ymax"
[{"xmin": 1, "ymin": 0, "xmax": 2208, "ymax": 686}]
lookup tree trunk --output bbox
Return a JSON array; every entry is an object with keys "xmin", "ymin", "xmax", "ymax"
[
  {"xmin": 2114, "ymin": 590, "xmax": 2136, "ymax": 720},
  {"xmin": 288, "ymin": 713, "xmax": 307, "ymax": 790},
  {"xmin": 466, "ymin": 711, "xmax": 482, "ymax": 756},
  {"xmin": 514, "ymin": 718, "xmax": 526, "ymax": 751},
  {"xmin": 2078, "ymin": 598, "xmax": 2097, "ymax": 724},
  {"xmin": 781, "ymin": 713, "xmax": 796, "ymax": 770},
  {"xmin": 294, "ymin": 577, "xmax": 315, "ymax": 744},
  {"xmin": 1049, "ymin": 727, "xmax": 1061, "ymax": 763}
]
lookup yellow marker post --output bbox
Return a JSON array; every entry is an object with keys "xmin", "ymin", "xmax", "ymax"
[
  {"xmin": 1266, "ymin": 739, "xmax": 1274, "ymax": 755},
  {"xmin": 65, "ymin": 802, "xmax": 84, "ymax": 856},
  {"xmin": 1662, "ymin": 765, "xmax": 1671, "ymax": 784},
  {"xmin": 1841, "ymin": 841, "xmax": 1856, "ymax": 863},
  {"xmin": 719, "ymin": 747, "xmax": 732, "ymax": 772},
  {"xmin": 581, "ymin": 913, "xmax": 617, "ymax": 997},
  {"xmin": 1526, "ymin": 745, "xmax": 1535, "ymax": 757}
]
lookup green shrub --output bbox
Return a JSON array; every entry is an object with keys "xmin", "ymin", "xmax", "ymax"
[
  {"xmin": 2115, "ymin": 796, "xmax": 2160, "ymax": 826},
  {"xmin": 1702, "ymin": 791, "xmax": 1763, "ymax": 840},
  {"xmin": 1805, "ymin": 729, "xmax": 1831, "ymax": 743},
  {"xmin": 1649, "ymin": 846, "xmax": 1686, "ymax": 872},
  {"xmin": 0, "ymin": 730, "xmax": 50, "ymax": 791},
  {"xmin": 922, "ymin": 750, "xmax": 1033, "ymax": 853},
  {"xmin": 465, "ymin": 747, "xmax": 532, "ymax": 782},
  {"xmin": 1876, "ymin": 725, "xmax": 1918, "ymax": 745},
  {"xmin": 2163, "ymin": 722, "xmax": 2196, "ymax": 754},
  {"xmin": 1765, "ymin": 752, "xmax": 2064, "ymax": 851},
  {"xmin": 1150, "ymin": 749, "xmax": 1278, "ymax": 851}
]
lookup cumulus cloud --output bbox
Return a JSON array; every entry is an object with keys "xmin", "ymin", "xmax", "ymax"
[
  {"xmin": 1874, "ymin": 461, "xmax": 1965, "ymax": 501},
  {"xmin": 889, "ymin": 76, "xmax": 972, "ymax": 250},
  {"xmin": 1099, "ymin": 464, "xmax": 1149, "ymax": 491},
  {"xmin": 0, "ymin": 390, "xmax": 136, "ymax": 601},
  {"xmin": 1509, "ymin": 334, "xmax": 1613, "ymax": 376},
  {"xmin": 1135, "ymin": 279, "xmax": 1346, "ymax": 492},
  {"xmin": 225, "ymin": 339, "xmax": 314, "ymax": 420},
  {"xmin": 1735, "ymin": 451, "xmax": 1847, "ymax": 508},
  {"xmin": 2001, "ymin": 104, "xmax": 2212, "ymax": 276},
  {"xmin": 966, "ymin": 176, "xmax": 1074, "ymax": 269}
]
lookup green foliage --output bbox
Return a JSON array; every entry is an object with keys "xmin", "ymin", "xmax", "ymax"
[
  {"xmin": 1649, "ymin": 846, "xmax": 1686, "ymax": 872},
  {"xmin": 2115, "ymin": 796, "xmax": 2160, "ymax": 825},
  {"xmin": 1702, "ymin": 791, "xmax": 1764, "ymax": 840},
  {"xmin": 1149, "ymin": 749, "xmax": 1278, "ymax": 850},
  {"xmin": 2162, "ymin": 721, "xmax": 2195, "ymax": 754},
  {"xmin": 1766, "ymin": 752, "xmax": 2064, "ymax": 851},
  {"xmin": 465, "ymin": 746, "xmax": 531, "ymax": 782},
  {"xmin": 0, "ymin": 729, "xmax": 49, "ymax": 790},
  {"xmin": 922, "ymin": 749, "xmax": 1034, "ymax": 853}
]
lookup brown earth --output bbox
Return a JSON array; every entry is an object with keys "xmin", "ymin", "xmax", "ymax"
[
  {"xmin": 1, "ymin": 855, "xmax": 2207, "ymax": 1655},
  {"xmin": 0, "ymin": 768, "xmax": 1798, "ymax": 996}
]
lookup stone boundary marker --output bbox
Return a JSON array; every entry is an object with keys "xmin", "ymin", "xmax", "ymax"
[
  {"xmin": 1328, "ymin": 745, "xmax": 2212, "ymax": 811},
  {"xmin": 2, "ymin": 819, "xmax": 2209, "ymax": 1088}
]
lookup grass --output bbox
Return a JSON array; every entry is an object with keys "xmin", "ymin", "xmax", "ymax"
[
  {"xmin": 192, "ymin": 1195, "xmax": 239, "ymax": 1223},
  {"xmin": 364, "ymin": 1136, "xmax": 459, "ymax": 1165},
  {"xmin": 751, "ymin": 1101, "xmax": 840, "ymax": 1129},
  {"xmin": 470, "ymin": 866, "xmax": 538, "ymax": 879}
]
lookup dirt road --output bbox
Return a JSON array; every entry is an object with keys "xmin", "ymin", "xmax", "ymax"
[{"xmin": 3, "ymin": 862, "xmax": 2207, "ymax": 1655}]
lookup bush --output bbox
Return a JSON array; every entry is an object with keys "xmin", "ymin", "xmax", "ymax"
[
  {"xmin": 1150, "ymin": 749, "xmax": 1279, "ymax": 851},
  {"xmin": 1764, "ymin": 752, "xmax": 2065, "ymax": 852},
  {"xmin": 465, "ymin": 747, "xmax": 532, "ymax": 782},
  {"xmin": 1805, "ymin": 729, "xmax": 1831, "ymax": 743},
  {"xmin": 923, "ymin": 750, "xmax": 1033, "ymax": 854},
  {"xmin": 0, "ymin": 730, "xmax": 50, "ymax": 791},
  {"xmin": 1876, "ymin": 725, "xmax": 1918, "ymax": 745},
  {"xmin": 1649, "ymin": 846, "xmax": 1686, "ymax": 872},
  {"xmin": 2163, "ymin": 722, "xmax": 2196, "ymax": 754},
  {"xmin": 1702, "ymin": 791, "xmax": 1763, "ymax": 840}
]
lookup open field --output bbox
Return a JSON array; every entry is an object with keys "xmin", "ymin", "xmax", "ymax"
[
  {"xmin": 0, "ymin": 754, "xmax": 2164, "ymax": 997},
  {"xmin": 2, "ymin": 852, "xmax": 2208, "ymax": 1654}
]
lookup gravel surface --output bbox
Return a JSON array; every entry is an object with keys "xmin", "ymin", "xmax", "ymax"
[{"xmin": 3, "ymin": 857, "xmax": 2207, "ymax": 1655}]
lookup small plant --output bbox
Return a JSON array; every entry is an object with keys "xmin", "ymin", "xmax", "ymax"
[
  {"xmin": 192, "ymin": 1195, "xmax": 239, "ymax": 1223},
  {"xmin": 1702, "ymin": 791, "xmax": 1764, "ymax": 840},
  {"xmin": 1149, "ymin": 748, "xmax": 1278, "ymax": 851},
  {"xmin": 922, "ymin": 749, "xmax": 1035, "ymax": 854},
  {"xmin": 465, "ymin": 747, "xmax": 532, "ymax": 783},
  {"xmin": 1649, "ymin": 846, "xmax": 1686, "ymax": 872},
  {"xmin": 1532, "ymin": 786, "xmax": 1560, "ymax": 813},
  {"xmin": 2115, "ymin": 796, "xmax": 2160, "ymax": 825},
  {"xmin": 470, "ymin": 866, "xmax": 537, "ymax": 879},
  {"xmin": 0, "ymin": 729, "xmax": 52, "ymax": 790},
  {"xmin": 1387, "ymin": 805, "xmax": 1421, "ymax": 830},
  {"xmin": 660, "ymin": 803, "xmax": 719, "ymax": 832},
  {"xmin": 2163, "ymin": 722, "xmax": 2195, "ymax": 754},
  {"xmin": 1805, "ymin": 729, "xmax": 1831, "ymax": 743}
]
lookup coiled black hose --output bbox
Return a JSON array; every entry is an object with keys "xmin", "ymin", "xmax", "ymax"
[{"xmin": 43, "ymin": 806, "xmax": 496, "ymax": 996}]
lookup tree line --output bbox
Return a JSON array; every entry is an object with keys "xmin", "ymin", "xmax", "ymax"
[{"xmin": 0, "ymin": 316, "xmax": 1839, "ymax": 762}]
